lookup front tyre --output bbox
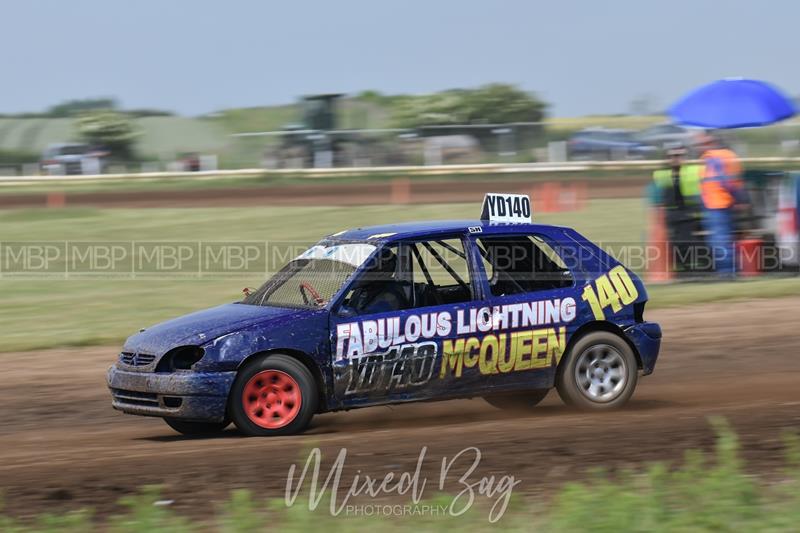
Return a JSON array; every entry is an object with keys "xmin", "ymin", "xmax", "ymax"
[
  {"xmin": 230, "ymin": 354, "xmax": 317, "ymax": 436},
  {"xmin": 556, "ymin": 331, "xmax": 638, "ymax": 409},
  {"xmin": 164, "ymin": 418, "xmax": 230, "ymax": 436}
]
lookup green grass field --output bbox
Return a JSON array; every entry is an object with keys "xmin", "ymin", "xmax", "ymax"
[{"xmin": 1, "ymin": 200, "xmax": 799, "ymax": 352}]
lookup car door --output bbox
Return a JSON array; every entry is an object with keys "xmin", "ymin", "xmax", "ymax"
[
  {"xmin": 460, "ymin": 230, "xmax": 583, "ymax": 393},
  {"xmin": 329, "ymin": 235, "xmax": 483, "ymax": 407}
]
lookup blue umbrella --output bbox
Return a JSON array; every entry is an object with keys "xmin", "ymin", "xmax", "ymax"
[{"xmin": 668, "ymin": 78, "xmax": 796, "ymax": 128}]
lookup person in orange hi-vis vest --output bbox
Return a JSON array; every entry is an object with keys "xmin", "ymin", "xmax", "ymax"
[{"xmin": 698, "ymin": 133, "xmax": 747, "ymax": 277}]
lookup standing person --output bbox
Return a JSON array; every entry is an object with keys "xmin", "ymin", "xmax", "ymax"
[
  {"xmin": 652, "ymin": 144, "xmax": 704, "ymax": 274},
  {"xmin": 698, "ymin": 134, "xmax": 746, "ymax": 277}
]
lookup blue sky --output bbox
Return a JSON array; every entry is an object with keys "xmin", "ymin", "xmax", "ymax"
[{"xmin": 1, "ymin": 0, "xmax": 796, "ymax": 117}]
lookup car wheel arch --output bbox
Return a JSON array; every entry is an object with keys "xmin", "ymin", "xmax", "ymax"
[
  {"xmin": 559, "ymin": 321, "xmax": 642, "ymax": 375},
  {"xmin": 235, "ymin": 349, "xmax": 329, "ymax": 412}
]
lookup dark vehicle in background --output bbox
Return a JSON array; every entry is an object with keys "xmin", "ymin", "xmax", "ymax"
[
  {"xmin": 40, "ymin": 143, "xmax": 106, "ymax": 175},
  {"xmin": 265, "ymin": 93, "xmax": 358, "ymax": 169},
  {"xmin": 567, "ymin": 128, "xmax": 658, "ymax": 160},
  {"xmin": 636, "ymin": 123, "xmax": 703, "ymax": 153},
  {"xmin": 178, "ymin": 152, "xmax": 202, "ymax": 172}
]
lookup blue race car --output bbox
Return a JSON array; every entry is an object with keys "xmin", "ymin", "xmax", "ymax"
[{"xmin": 107, "ymin": 194, "xmax": 661, "ymax": 436}]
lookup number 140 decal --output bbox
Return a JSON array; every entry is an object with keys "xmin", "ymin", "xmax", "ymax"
[{"xmin": 581, "ymin": 266, "xmax": 639, "ymax": 320}]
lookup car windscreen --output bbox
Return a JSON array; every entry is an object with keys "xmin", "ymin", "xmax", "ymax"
[{"xmin": 241, "ymin": 242, "xmax": 377, "ymax": 308}]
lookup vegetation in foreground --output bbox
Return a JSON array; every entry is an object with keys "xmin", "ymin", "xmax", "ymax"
[{"xmin": 1, "ymin": 421, "xmax": 798, "ymax": 531}]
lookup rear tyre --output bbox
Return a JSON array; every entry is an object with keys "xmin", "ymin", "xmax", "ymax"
[
  {"xmin": 229, "ymin": 354, "xmax": 317, "ymax": 437},
  {"xmin": 484, "ymin": 389, "xmax": 549, "ymax": 411},
  {"xmin": 556, "ymin": 331, "xmax": 638, "ymax": 410},
  {"xmin": 164, "ymin": 418, "xmax": 229, "ymax": 436}
]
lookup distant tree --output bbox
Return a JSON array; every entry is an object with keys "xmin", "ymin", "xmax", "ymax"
[
  {"xmin": 41, "ymin": 99, "xmax": 174, "ymax": 118},
  {"xmin": 391, "ymin": 84, "xmax": 547, "ymax": 129},
  {"xmin": 76, "ymin": 110, "xmax": 140, "ymax": 159},
  {"xmin": 390, "ymin": 84, "xmax": 547, "ymax": 152},
  {"xmin": 47, "ymin": 98, "xmax": 118, "ymax": 117},
  {"xmin": 391, "ymin": 91, "xmax": 465, "ymax": 127},
  {"xmin": 461, "ymin": 84, "xmax": 547, "ymax": 124},
  {"xmin": 125, "ymin": 108, "xmax": 175, "ymax": 118},
  {"xmin": 355, "ymin": 90, "xmax": 410, "ymax": 110},
  {"xmin": 356, "ymin": 90, "xmax": 384, "ymax": 103}
]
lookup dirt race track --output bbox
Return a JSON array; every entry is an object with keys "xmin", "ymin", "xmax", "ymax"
[{"xmin": 1, "ymin": 296, "xmax": 800, "ymax": 519}]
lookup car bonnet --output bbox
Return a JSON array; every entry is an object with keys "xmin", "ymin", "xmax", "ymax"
[{"xmin": 122, "ymin": 303, "xmax": 298, "ymax": 356}]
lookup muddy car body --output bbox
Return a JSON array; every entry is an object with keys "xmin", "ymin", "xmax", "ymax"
[{"xmin": 108, "ymin": 195, "xmax": 662, "ymax": 436}]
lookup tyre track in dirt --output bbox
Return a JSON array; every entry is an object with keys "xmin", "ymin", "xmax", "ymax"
[{"xmin": 1, "ymin": 296, "xmax": 799, "ymax": 518}]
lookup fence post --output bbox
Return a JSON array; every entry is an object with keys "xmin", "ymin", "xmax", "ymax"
[
  {"xmin": 646, "ymin": 206, "xmax": 672, "ymax": 283},
  {"xmin": 46, "ymin": 191, "xmax": 66, "ymax": 208},
  {"xmin": 390, "ymin": 177, "xmax": 411, "ymax": 204}
]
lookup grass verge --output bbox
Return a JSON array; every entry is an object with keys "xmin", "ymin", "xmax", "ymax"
[
  {"xmin": 1, "ymin": 421, "xmax": 798, "ymax": 531},
  {"xmin": 0, "ymin": 167, "xmax": 656, "ymax": 196}
]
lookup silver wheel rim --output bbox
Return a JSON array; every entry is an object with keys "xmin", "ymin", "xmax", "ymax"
[{"xmin": 574, "ymin": 344, "xmax": 627, "ymax": 403}]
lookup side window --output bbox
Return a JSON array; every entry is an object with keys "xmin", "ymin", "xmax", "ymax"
[
  {"xmin": 406, "ymin": 238, "xmax": 472, "ymax": 308},
  {"xmin": 341, "ymin": 244, "xmax": 410, "ymax": 315},
  {"xmin": 477, "ymin": 234, "xmax": 574, "ymax": 297},
  {"xmin": 340, "ymin": 238, "xmax": 474, "ymax": 314}
]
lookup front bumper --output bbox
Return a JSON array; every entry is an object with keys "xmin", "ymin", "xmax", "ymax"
[
  {"xmin": 624, "ymin": 321, "xmax": 662, "ymax": 375},
  {"xmin": 107, "ymin": 365, "xmax": 236, "ymax": 422}
]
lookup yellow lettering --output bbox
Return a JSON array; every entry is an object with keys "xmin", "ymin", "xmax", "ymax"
[
  {"xmin": 610, "ymin": 265, "xmax": 639, "ymax": 305},
  {"xmin": 479, "ymin": 334, "xmax": 499, "ymax": 375},
  {"xmin": 547, "ymin": 326, "xmax": 567, "ymax": 365},
  {"xmin": 596, "ymin": 275, "xmax": 623, "ymax": 313},
  {"xmin": 464, "ymin": 337, "xmax": 480, "ymax": 368},
  {"xmin": 530, "ymin": 330, "xmax": 549, "ymax": 368},
  {"xmin": 496, "ymin": 333, "xmax": 515, "ymax": 373},
  {"xmin": 440, "ymin": 339, "xmax": 465, "ymax": 378},
  {"xmin": 581, "ymin": 284, "xmax": 605, "ymax": 320},
  {"xmin": 512, "ymin": 330, "xmax": 533, "ymax": 371}
]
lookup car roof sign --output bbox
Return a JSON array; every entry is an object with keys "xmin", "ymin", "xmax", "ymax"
[{"xmin": 480, "ymin": 193, "xmax": 532, "ymax": 223}]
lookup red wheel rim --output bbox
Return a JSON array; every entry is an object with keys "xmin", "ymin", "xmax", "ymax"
[{"xmin": 242, "ymin": 370, "xmax": 302, "ymax": 429}]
